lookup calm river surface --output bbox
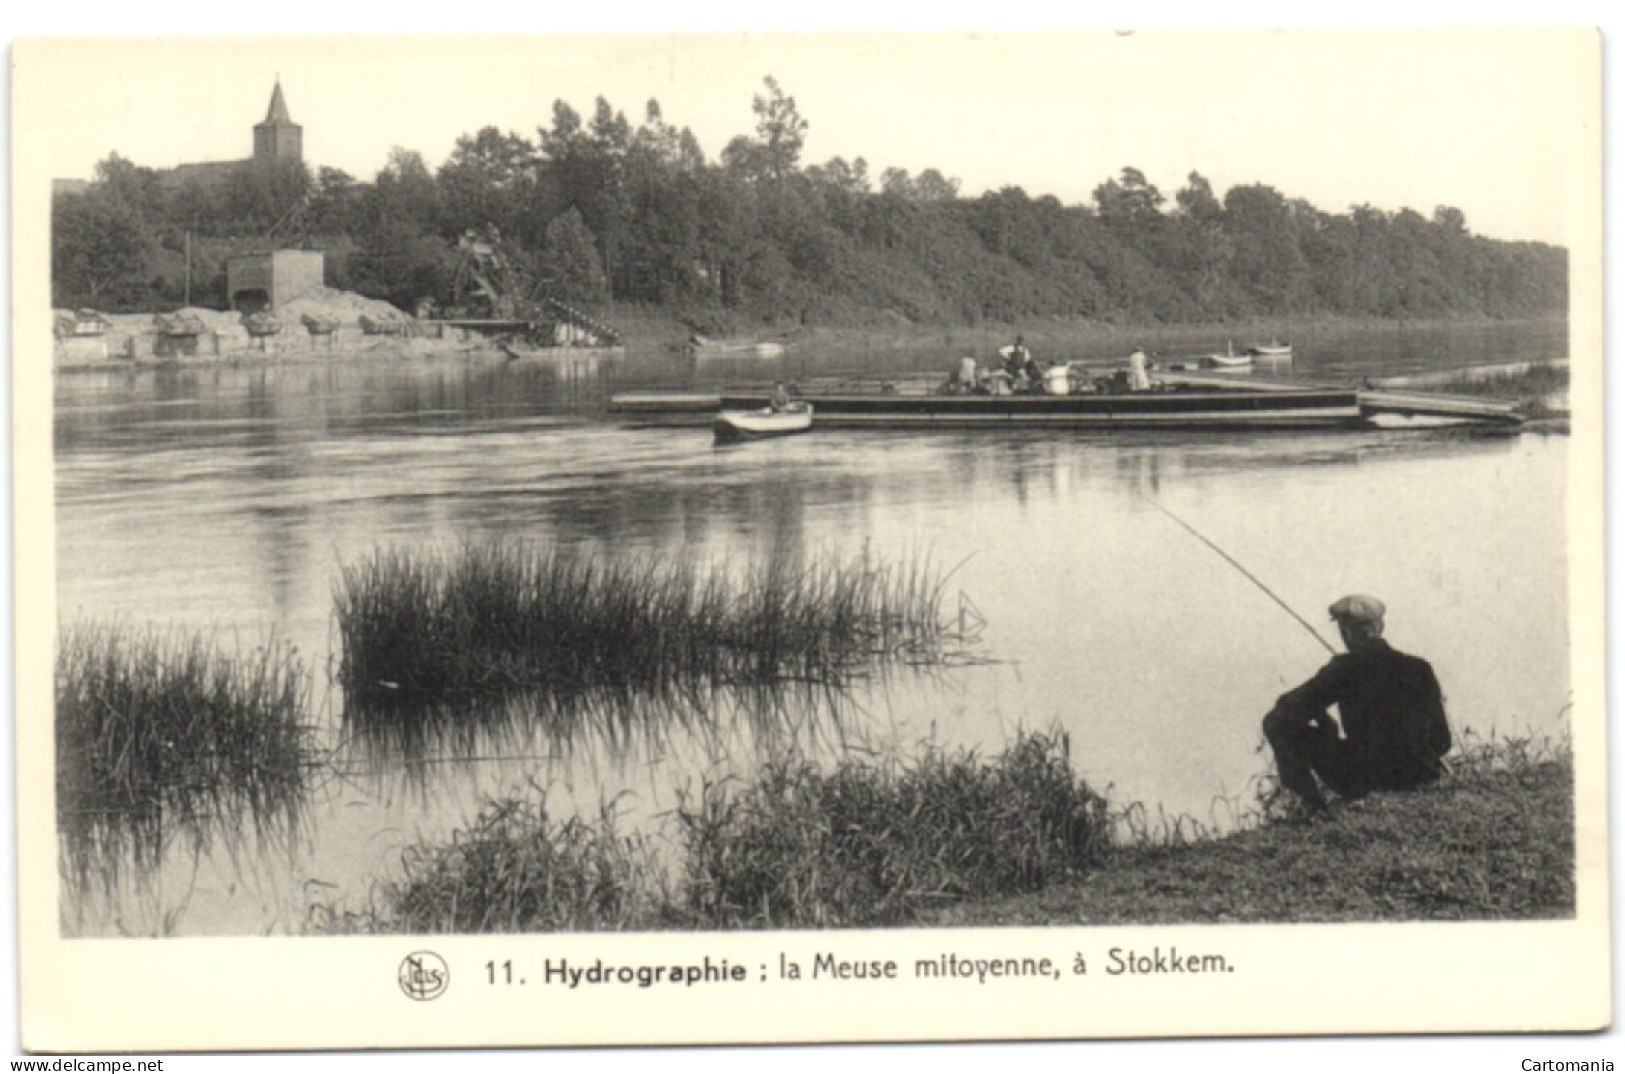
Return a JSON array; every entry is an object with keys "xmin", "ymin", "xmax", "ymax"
[{"xmin": 52, "ymin": 320, "xmax": 1572, "ymax": 935}]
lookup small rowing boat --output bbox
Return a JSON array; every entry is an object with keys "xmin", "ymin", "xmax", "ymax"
[
  {"xmin": 713, "ymin": 403, "xmax": 815, "ymax": 443},
  {"xmin": 690, "ymin": 335, "xmax": 789, "ymax": 361},
  {"xmin": 1202, "ymin": 351, "xmax": 1254, "ymax": 370}
]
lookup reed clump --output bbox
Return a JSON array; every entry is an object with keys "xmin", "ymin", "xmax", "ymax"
[
  {"xmin": 326, "ymin": 797, "xmax": 670, "ymax": 933},
  {"xmin": 677, "ymin": 729, "xmax": 1111, "ymax": 928},
  {"xmin": 307, "ymin": 729, "xmax": 1110, "ymax": 932},
  {"xmin": 334, "ymin": 542, "xmax": 965, "ymax": 711},
  {"xmin": 55, "ymin": 622, "xmax": 315, "ymax": 891}
]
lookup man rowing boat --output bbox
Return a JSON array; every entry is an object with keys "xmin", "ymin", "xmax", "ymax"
[
  {"xmin": 769, "ymin": 381, "xmax": 793, "ymax": 412},
  {"xmin": 1261, "ymin": 594, "xmax": 1451, "ymax": 811}
]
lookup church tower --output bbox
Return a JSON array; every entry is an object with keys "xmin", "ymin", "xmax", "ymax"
[{"xmin": 253, "ymin": 80, "xmax": 302, "ymax": 167}]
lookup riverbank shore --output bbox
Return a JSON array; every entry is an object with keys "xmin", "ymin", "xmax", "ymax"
[
  {"xmin": 51, "ymin": 288, "xmax": 627, "ymax": 373},
  {"xmin": 53, "ymin": 334, "xmax": 624, "ymax": 374},
  {"xmin": 930, "ymin": 739, "xmax": 1573, "ymax": 926},
  {"xmin": 51, "ymin": 299, "xmax": 1564, "ymax": 377},
  {"xmin": 305, "ymin": 730, "xmax": 1572, "ymax": 933}
]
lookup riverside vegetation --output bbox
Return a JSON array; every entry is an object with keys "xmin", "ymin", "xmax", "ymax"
[
  {"xmin": 331, "ymin": 541, "xmax": 974, "ymax": 772},
  {"xmin": 334, "ymin": 541, "xmax": 965, "ymax": 704},
  {"xmin": 305, "ymin": 727, "xmax": 1574, "ymax": 932},
  {"xmin": 928, "ymin": 729, "xmax": 1575, "ymax": 925},
  {"xmin": 54, "ymin": 622, "xmax": 317, "ymax": 897},
  {"xmin": 306, "ymin": 730, "xmax": 1114, "ymax": 933},
  {"xmin": 58, "ymin": 541, "xmax": 977, "ymax": 906},
  {"xmin": 55, "ymin": 78, "xmax": 1563, "ymax": 333},
  {"xmin": 326, "ymin": 539, "xmax": 975, "ymax": 783}
]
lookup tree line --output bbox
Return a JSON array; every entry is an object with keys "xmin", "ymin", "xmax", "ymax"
[{"xmin": 52, "ymin": 76, "xmax": 1567, "ymax": 327}]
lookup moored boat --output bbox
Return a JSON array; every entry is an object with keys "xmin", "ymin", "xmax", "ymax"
[
  {"xmin": 713, "ymin": 403, "xmax": 815, "ymax": 442},
  {"xmin": 1167, "ymin": 342, "xmax": 1267, "ymax": 372},
  {"xmin": 690, "ymin": 335, "xmax": 789, "ymax": 361},
  {"xmin": 1246, "ymin": 342, "xmax": 1294, "ymax": 358},
  {"xmin": 1202, "ymin": 351, "xmax": 1255, "ymax": 370}
]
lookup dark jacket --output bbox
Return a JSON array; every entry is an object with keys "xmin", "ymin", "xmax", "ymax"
[{"xmin": 1271, "ymin": 639, "xmax": 1451, "ymax": 791}]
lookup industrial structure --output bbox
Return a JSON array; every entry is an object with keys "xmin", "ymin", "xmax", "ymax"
[{"xmin": 225, "ymin": 250, "xmax": 326, "ymax": 312}]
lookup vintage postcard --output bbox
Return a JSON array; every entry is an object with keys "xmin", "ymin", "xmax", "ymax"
[{"xmin": 11, "ymin": 29, "xmax": 1607, "ymax": 1053}]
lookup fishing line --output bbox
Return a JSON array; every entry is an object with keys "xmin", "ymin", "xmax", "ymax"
[{"xmin": 1140, "ymin": 495, "xmax": 1337, "ymax": 656}]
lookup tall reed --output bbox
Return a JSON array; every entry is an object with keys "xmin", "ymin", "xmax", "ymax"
[
  {"xmin": 55, "ymin": 622, "xmax": 315, "ymax": 891},
  {"xmin": 352, "ymin": 797, "xmax": 669, "ymax": 933},
  {"xmin": 677, "ymin": 729, "xmax": 1111, "ymax": 928},
  {"xmin": 334, "ymin": 541, "xmax": 967, "ymax": 719}
]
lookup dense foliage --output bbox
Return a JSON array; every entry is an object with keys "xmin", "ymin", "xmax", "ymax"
[{"xmin": 52, "ymin": 78, "xmax": 1567, "ymax": 324}]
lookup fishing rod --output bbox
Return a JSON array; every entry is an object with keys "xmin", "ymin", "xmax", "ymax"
[{"xmin": 1140, "ymin": 495, "xmax": 1337, "ymax": 656}]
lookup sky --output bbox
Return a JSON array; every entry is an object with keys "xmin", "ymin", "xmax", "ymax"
[{"xmin": 20, "ymin": 29, "xmax": 1595, "ymax": 247}]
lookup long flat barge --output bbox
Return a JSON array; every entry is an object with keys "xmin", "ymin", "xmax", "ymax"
[
  {"xmin": 609, "ymin": 375, "xmax": 1523, "ymax": 431},
  {"xmin": 612, "ymin": 385, "xmax": 1366, "ymax": 430},
  {"xmin": 720, "ymin": 386, "xmax": 1366, "ymax": 429}
]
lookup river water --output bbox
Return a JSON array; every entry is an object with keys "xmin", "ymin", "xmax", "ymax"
[{"xmin": 51, "ymin": 319, "xmax": 1573, "ymax": 935}]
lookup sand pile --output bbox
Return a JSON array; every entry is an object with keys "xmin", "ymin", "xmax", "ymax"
[
  {"xmin": 279, "ymin": 287, "xmax": 409, "ymax": 327},
  {"xmin": 167, "ymin": 306, "xmax": 244, "ymax": 329},
  {"xmin": 99, "ymin": 312, "xmax": 160, "ymax": 333}
]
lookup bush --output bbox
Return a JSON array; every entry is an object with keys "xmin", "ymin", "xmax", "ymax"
[{"xmin": 678, "ymin": 730, "xmax": 1111, "ymax": 927}]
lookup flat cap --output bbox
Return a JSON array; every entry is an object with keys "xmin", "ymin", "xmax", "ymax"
[{"xmin": 1329, "ymin": 594, "xmax": 1385, "ymax": 623}]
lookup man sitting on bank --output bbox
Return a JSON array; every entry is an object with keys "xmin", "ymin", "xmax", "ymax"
[{"xmin": 1261, "ymin": 594, "xmax": 1451, "ymax": 811}]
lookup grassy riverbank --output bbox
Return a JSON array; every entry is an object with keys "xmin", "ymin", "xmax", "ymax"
[
  {"xmin": 305, "ymin": 728, "xmax": 1572, "ymax": 933},
  {"xmin": 930, "ymin": 735, "xmax": 1573, "ymax": 926}
]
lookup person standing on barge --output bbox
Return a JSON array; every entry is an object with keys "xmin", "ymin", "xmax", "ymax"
[{"xmin": 1127, "ymin": 347, "xmax": 1154, "ymax": 391}]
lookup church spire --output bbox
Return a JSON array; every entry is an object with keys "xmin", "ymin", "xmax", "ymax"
[
  {"xmin": 263, "ymin": 79, "xmax": 293, "ymax": 126},
  {"xmin": 253, "ymin": 78, "xmax": 303, "ymax": 167}
]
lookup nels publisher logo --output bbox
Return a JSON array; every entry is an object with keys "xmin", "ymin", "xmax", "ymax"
[{"xmin": 399, "ymin": 951, "xmax": 450, "ymax": 1001}]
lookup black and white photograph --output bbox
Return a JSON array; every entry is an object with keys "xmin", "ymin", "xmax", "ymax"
[{"xmin": 10, "ymin": 26, "xmax": 1608, "ymax": 1055}]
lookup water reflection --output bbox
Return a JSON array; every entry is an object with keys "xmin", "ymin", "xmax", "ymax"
[
  {"xmin": 336, "ymin": 673, "xmax": 879, "ymax": 796},
  {"xmin": 55, "ymin": 358, "xmax": 622, "ymax": 451}
]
